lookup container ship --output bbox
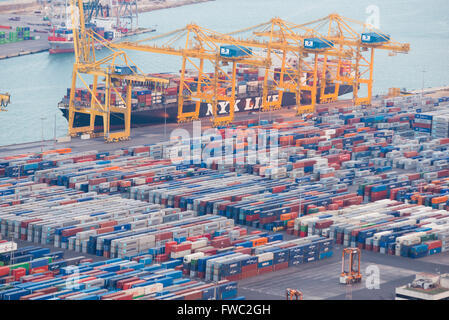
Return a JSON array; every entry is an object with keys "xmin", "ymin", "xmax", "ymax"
[
  {"xmin": 48, "ymin": 19, "xmax": 155, "ymax": 54},
  {"xmin": 47, "ymin": 0, "xmax": 153, "ymax": 54},
  {"xmin": 58, "ymin": 62, "xmax": 354, "ymax": 128},
  {"xmin": 48, "ymin": 19, "xmax": 119, "ymax": 54}
]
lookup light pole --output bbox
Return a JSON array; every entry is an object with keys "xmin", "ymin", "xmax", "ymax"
[
  {"xmin": 421, "ymin": 67, "xmax": 426, "ymax": 105},
  {"xmin": 54, "ymin": 113, "xmax": 57, "ymax": 145},
  {"xmin": 164, "ymin": 103, "xmax": 167, "ymax": 139},
  {"xmin": 40, "ymin": 117, "xmax": 46, "ymax": 153}
]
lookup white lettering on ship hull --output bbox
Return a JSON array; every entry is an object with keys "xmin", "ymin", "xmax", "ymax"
[
  {"xmin": 204, "ymin": 95, "xmax": 279, "ymax": 116},
  {"xmin": 218, "ymin": 101, "xmax": 228, "ymax": 114}
]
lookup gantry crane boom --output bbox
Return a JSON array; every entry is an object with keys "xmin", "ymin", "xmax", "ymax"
[
  {"xmin": 225, "ymin": 18, "xmax": 354, "ymax": 114},
  {"xmin": 110, "ymin": 24, "xmax": 270, "ymax": 127}
]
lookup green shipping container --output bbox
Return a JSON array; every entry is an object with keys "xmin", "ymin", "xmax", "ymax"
[{"xmin": 8, "ymin": 262, "xmax": 30, "ymax": 272}]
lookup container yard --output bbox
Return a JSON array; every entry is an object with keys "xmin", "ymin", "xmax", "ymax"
[{"xmin": 0, "ymin": 0, "xmax": 449, "ymax": 312}]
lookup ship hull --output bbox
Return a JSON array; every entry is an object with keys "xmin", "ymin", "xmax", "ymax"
[
  {"xmin": 60, "ymin": 85, "xmax": 354, "ymax": 129},
  {"xmin": 49, "ymin": 40, "xmax": 74, "ymax": 54}
]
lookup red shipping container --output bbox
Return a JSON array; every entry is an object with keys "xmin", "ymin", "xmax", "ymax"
[
  {"xmin": 20, "ymin": 292, "xmax": 46, "ymax": 300},
  {"xmin": 438, "ymin": 170, "xmax": 449, "ymax": 178},
  {"xmin": 59, "ymin": 200, "xmax": 77, "ymax": 206},
  {"xmin": 110, "ymin": 293, "xmax": 134, "ymax": 300},
  {"xmin": 21, "ymin": 273, "xmax": 51, "ymax": 283},
  {"xmin": 353, "ymin": 145, "xmax": 369, "ymax": 152},
  {"xmin": 0, "ymin": 266, "xmax": 9, "ymax": 277},
  {"xmin": 61, "ymin": 227, "xmax": 83, "ymax": 237},
  {"xmin": 89, "ymin": 178, "xmax": 108, "ymax": 185},
  {"xmin": 165, "ymin": 241, "xmax": 177, "ymax": 254},
  {"xmin": 80, "ymin": 258, "xmax": 93, "ymax": 264},
  {"xmin": 315, "ymin": 220, "xmax": 333, "ymax": 229},
  {"xmin": 183, "ymin": 290, "xmax": 203, "ymax": 300},
  {"xmin": 257, "ymin": 265, "xmax": 273, "ymax": 275},
  {"xmin": 36, "ymin": 286, "xmax": 58, "ymax": 294},
  {"xmin": 246, "ymin": 269, "xmax": 259, "ymax": 278},
  {"xmin": 274, "ymin": 262, "xmax": 289, "ymax": 271},
  {"xmin": 201, "ymin": 248, "xmax": 217, "ymax": 255},
  {"xmin": 241, "ymin": 264, "xmax": 258, "ymax": 273},
  {"xmin": 155, "ymin": 253, "xmax": 169, "ymax": 262},
  {"xmin": 96, "ymin": 226, "xmax": 115, "ymax": 235},
  {"xmin": 211, "ymin": 238, "xmax": 231, "ymax": 248},
  {"xmin": 30, "ymin": 266, "xmax": 49, "ymax": 274},
  {"xmin": 272, "ymin": 185, "xmax": 286, "ymax": 193},
  {"xmin": 155, "ymin": 232, "xmax": 172, "ymax": 241},
  {"xmin": 101, "ymin": 292, "xmax": 129, "ymax": 300},
  {"xmin": 122, "ymin": 279, "xmax": 146, "ymax": 290},
  {"xmin": 201, "ymin": 233, "xmax": 212, "ymax": 240},
  {"xmin": 12, "ymin": 268, "xmax": 27, "ymax": 281},
  {"xmin": 234, "ymin": 247, "xmax": 251, "ymax": 255},
  {"xmin": 76, "ymin": 276, "xmax": 97, "ymax": 284},
  {"xmin": 245, "ymin": 214, "xmax": 259, "ymax": 221},
  {"xmin": 404, "ymin": 151, "xmax": 418, "ymax": 158},
  {"xmin": 426, "ymin": 240, "xmax": 442, "ymax": 250},
  {"xmin": 117, "ymin": 276, "xmax": 140, "ymax": 289},
  {"xmin": 115, "ymin": 269, "xmax": 133, "ymax": 275},
  {"xmin": 172, "ymin": 242, "xmax": 192, "ymax": 252}
]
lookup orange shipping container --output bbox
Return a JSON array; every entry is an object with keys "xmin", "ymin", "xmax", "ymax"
[
  {"xmin": 344, "ymin": 132, "xmax": 357, "ymax": 138},
  {"xmin": 404, "ymin": 151, "xmax": 418, "ymax": 158},
  {"xmin": 431, "ymin": 196, "xmax": 448, "ymax": 204},
  {"xmin": 252, "ymin": 237, "xmax": 268, "ymax": 247}
]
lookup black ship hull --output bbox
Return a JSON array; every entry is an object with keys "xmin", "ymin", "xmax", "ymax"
[{"xmin": 60, "ymin": 85, "xmax": 353, "ymax": 128}]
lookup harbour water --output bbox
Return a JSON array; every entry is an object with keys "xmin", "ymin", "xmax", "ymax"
[{"xmin": 0, "ymin": 0, "xmax": 448, "ymax": 146}]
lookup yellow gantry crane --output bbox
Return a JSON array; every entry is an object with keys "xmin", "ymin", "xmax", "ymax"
[
  {"xmin": 69, "ymin": 8, "xmax": 410, "ymax": 134},
  {"xmin": 263, "ymin": 14, "xmax": 410, "ymax": 108},
  {"xmin": 227, "ymin": 18, "xmax": 354, "ymax": 115},
  {"xmin": 109, "ymin": 24, "xmax": 270, "ymax": 127},
  {"xmin": 0, "ymin": 93, "xmax": 11, "ymax": 111},
  {"xmin": 68, "ymin": 0, "xmax": 169, "ymax": 142}
]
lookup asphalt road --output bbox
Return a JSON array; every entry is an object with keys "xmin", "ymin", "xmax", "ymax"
[
  {"xmin": 0, "ymin": 106, "xmax": 301, "ymax": 156},
  {"xmin": 13, "ymin": 238, "xmax": 108, "ymax": 263},
  {"xmin": 238, "ymin": 245, "xmax": 449, "ymax": 300}
]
